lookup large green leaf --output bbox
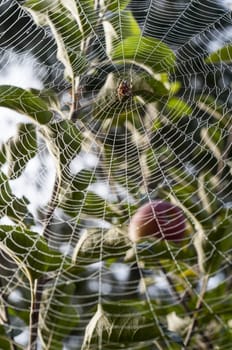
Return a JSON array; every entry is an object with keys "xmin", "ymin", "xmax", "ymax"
[
  {"xmin": 133, "ymin": 74, "xmax": 169, "ymax": 101},
  {"xmin": 0, "ymin": 86, "xmax": 52, "ymax": 124},
  {"xmin": 0, "ymin": 144, "xmax": 6, "ymax": 165},
  {"xmin": 109, "ymin": 10, "xmax": 140, "ymax": 40},
  {"xmin": 40, "ymin": 283, "xmax": 79, "ymax": 350},
  {"xmin": 60, "ymin": 190, "xmax": 121, "ymax": 222},
  {"xmin": 6, "ymin": 123, "xmax": 37, "ymax": 179},
  {"xmin": 48, "ymin": 5, "xmax": 87, "ymax": 78},
  {"xmin": 74, "ymin": 0, "xmax": 96, "ymax": 37},
  {"xmin": 44, "ymin": 120, "xmax": 82, "ymax": 168},
  {"xmin": 24, "ymin": 0, "xmax": 58, "ymax": 12},
  {"xmin": 82, "ymin": 303, "xmax": 183, "ymax": 348},
  {"xmin": 112, "ymin": 36, "xmax": 176, "ymax": 72},
  {"xmin": 0, "ymin": 226, "xmax": 68, "ymax": 280},
  {"xmin": 24, "ymin": 1, "xmax": 88, "ymax": 79}
]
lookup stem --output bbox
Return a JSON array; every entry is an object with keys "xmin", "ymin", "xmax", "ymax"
[
  {"xmin": 28, "ymin": 177, "xmax": 60, "ymax": 350},
  {"xmin": 70, "ymin": 83, "xmax": 83, "ymax": 122},
  {"xmin": 28, "ymin": 279, "xmax": 43, "ymax": 350},
  {"xmin": 217, "ymin": 129, "xmax": 232, "ymax": 179},
  {"xmin": 43, "ymin": 177, "xmax": 59, "ymax": 242},
  {"xmin": 183, "ymin": 274, "xmax": 209, "ymax": 349},
  {"xmin": 0, "ymin": 279, "xmax": 18, "ymax": 350}
]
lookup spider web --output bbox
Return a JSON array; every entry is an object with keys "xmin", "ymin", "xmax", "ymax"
[{"xmin": 0, "ymin": 0, "xmax": 232, "ymax": 349}]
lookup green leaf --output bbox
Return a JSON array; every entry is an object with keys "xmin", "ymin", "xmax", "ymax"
[
  {"xmin": 41, "ymin": 283, "xmax": 79, "ymax": 349},
  {"xmin": 0, "ymin": 144, "xmax": 6, "ymax": 165},
  {"xmin": 109, "ymin": 10, "xmax": 140, "ymax": 40},
  {"xmin": 74, "ymin": 0, "xmax": 96, "ymax": 37},
  {"xmin": 6, "ymin": 123, "xmax": 37, "ymax": 179},
  {"xmin": 204, "ymin": 215, "xmax": 232, "ymax": 273},
  {"xmin": 48, "ymin": 5, "xmax": 87, "ymax": 78},
  {"xmin": 205, "ymin": 44, "xmax": 232, "ymax": 64},
  {"xmin": 82, "ymin": 302, "xmax": 183, "ymax": 348},
  {"xmin": 133, "ymin": 74, "xmax": 169, "ymax": 101},
  {"xmin": 112, "ymin": 36, "xmax": 176, "ymax": 73},
  {"xmin": 71, "ymin": 169, "xmax": 96, "ymax": 191},
  {"xmin": 60, "ymin": 190, "xmax": 121, "ymax": 221},
  {"xmin": 0, "ymin": 172, "xmax": 33, "ymax": 224},
  {"xmin": 165, "ymin": 97, "xmax": 192, "ymax": 120},
  {"xmin": 0, "ymin": 225, "xmax": 68, "ymax": 280},
  {"xmin": 0, "ymin": 335, "xmax": 24, "ymax": 350},
  {"xmin": 24, "ymin": 0, "xmax": 58, "ymax": 12},
  {"xmin": 0, "ymin": 86, "xmax": 52, "ymax": 124},
  {"xmin": 45, "ymin": 120, "xmax": 82, "ymax": 168},
  {"xmin": 125, "ymin": 238, "xmax": 196, "ymax": 266},
  {"xmin": 82, "ymin": 192, "xmax": 121, "ymax": 221},
  {"xmin": 105, "ymin": 0, "xmax": 130, "ymax": 11},
  {"xmin": 30, "ymin": 88, "xmax": 59, "ymax": 108},
  {"xmin": 24, "ymin": 1, "xmax": 88, "ymax": 79}
]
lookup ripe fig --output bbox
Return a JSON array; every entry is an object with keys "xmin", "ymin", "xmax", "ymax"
[{"xmin": 128, "ymin": 200, "xmax": 186, "ymax": 243}]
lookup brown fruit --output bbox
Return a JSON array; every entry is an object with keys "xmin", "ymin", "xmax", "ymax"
[{"xmin": 128, "ymin": 200, "xmax": 186, "ymax": 243}]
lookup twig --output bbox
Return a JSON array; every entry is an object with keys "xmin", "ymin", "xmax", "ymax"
[
  {"xmin": 70, "ymin": 88, "xmax": 82, "ymax": 122},
  {"xmin": 28, "ymin": 279, "xmax": 44, "ymax": 350},
  {"xmin": 0, "ymin": 279, "xmax": 18, "ymax": 350},
  {"xmin": 28, "ymin": 177, "xmax": 60, "ymax": 350},
  {"xmin": 43, "ymin": 177, "xmax": 59, "ymax": 242},
  {"xmin": 183, "ymin": 274, "xmax": 209, "ymax": 349},
  {"xmin": 217, "ymin": 129, "xmax": 232, "ymax": 178}
]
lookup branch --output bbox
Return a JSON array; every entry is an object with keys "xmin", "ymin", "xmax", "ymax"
[
  {"xmin": 28, "ymin": 177, "xmax": 60, "ymax": 350},
  {"xmin": 28, "ymin": 279, "xmax": 43, "ymax": 350},
  {"xmin": 0, "ymin": 279, "xmax": 18, "ymax": 350},
  {"xmin": 183, "ymin": 274, "xmax": 210, "ymax": 349},
  {"xmin": 43, "ymin": 177, "xmax": 59, "ymax": 242}
]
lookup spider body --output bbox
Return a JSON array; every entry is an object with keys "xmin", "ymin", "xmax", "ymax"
[{"xmin": 116, "ymin": 80, "xmax": 132, "ymax": 101}]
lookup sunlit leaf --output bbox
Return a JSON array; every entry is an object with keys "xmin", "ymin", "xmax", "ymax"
[
  {"xmin": 112, "ymin": 36, "xmax": 176, "ymax": 72},
  {"xmin": 109, "ymin": 10, "xmax": 140, "ymax": 40},
  {"xmin": 205, "ymin": 44, "xmax": 232, "ymax": 64},
  {"xmin": 105, "ymin": 0, "xmax": 130, "ymax": 12},
  {"xmin": 24, "ymin": 0, "xmax": 58, "ymax": 12},
  {"xmin": 166, "ymin": 97, "xmax": 192, "ymax": 120}
]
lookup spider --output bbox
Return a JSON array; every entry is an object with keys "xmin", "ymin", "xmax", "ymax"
[{"xmin": 116, "ymin": 80, "xmax": 132, "ymax": 101}]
